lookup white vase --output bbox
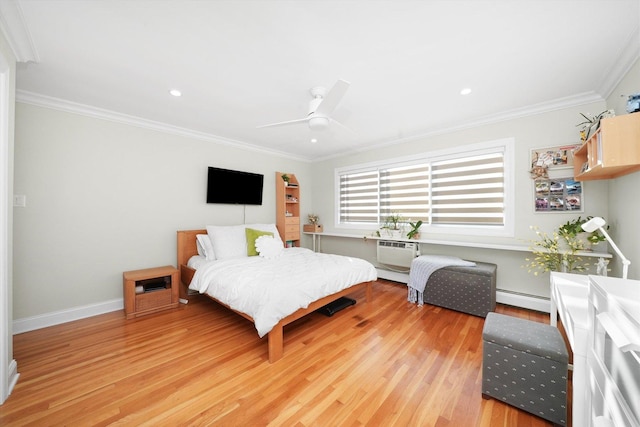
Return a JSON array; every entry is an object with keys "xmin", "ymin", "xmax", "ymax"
[{"xmin": 576, "ymin": 232, "xmax": 592, "ymax": 251}]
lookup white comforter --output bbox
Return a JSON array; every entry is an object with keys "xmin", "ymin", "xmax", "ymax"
[{"xmin": 189, "ymin": 248, "xmax": 377, "ymax": 337}]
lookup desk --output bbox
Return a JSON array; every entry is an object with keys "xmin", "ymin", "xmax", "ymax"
[
  {"xmin": 551, "ymin": 272, "xmax": 640, "ymax": 427},
  {"xmin": 550, "ymin": 272, "xmax": 590, "ymax": 427},
  {"xmin": 305, "ymin": 231, "xmax": 611, "ymax": 260}
]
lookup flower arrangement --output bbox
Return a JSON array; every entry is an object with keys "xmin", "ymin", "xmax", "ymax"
[
  {"xmin": 524, "ymin": 225, "xmax": 588, "ymax": 275},
  {"xmin": 307, "ymin": 214, "xmax": 319, "ymax": 225}
]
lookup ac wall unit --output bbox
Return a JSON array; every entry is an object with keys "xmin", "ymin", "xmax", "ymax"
[{"xmin": 377, "ymin": 240, "xmax": 419, "ymax": 268}]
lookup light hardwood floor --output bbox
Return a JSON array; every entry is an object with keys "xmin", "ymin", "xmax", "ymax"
[{"xmin": 1, "ymin": 280, "xmax": 563, "ymax": 426}]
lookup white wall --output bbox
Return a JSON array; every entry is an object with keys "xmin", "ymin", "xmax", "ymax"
[
  {"xmin": 13, "ymin": 103, "xmax": 309, "ymax": 321},
  {"xmin": 606, "ymin": 58, "xmax": 640, "ymax": 279},
  {"xmin": 12, "ymin": 60, "xmax": 639, "ymax": 325},
  {"xmin": 0, "ymin": 27, "xmax": 17, "ymax": 405},
  {"xmin": 310, "ymin": 102, "xmax": 612, "ymax": 299}
]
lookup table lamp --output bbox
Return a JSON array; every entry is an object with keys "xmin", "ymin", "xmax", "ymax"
[{"xmin": 581, "ymin": 216, "xmax": 630, "ymax": 279}]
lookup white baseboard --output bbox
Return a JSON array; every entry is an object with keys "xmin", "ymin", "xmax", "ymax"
[
  {"xmin": 7, "ymin": 359, "xmax": 19, "ymax": 398},
  {"xmin": 11, "ymin": 272, "xmax": 552, "ymax": 334},
  {"xmin": 375, "ymin": 267, "xmax": 551, "ymax": 313},
  {"xmin": 12, "ymin": 298, "xmax": 123, "ymax": 334},
  {"xmin": 496, "ymin": 291, "xmax": 550, "ymax": 313}
]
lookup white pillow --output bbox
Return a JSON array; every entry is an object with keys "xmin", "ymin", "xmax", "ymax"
[
  {"xmin": 196, "ymin": 234, "xmax": 215, "ymax": 260},
  {"xmin": 206, "ymin": 224, "xmax": 283, "ymax": 260},
  {"xmin": 206, "ymin": 225, "xmax": 247, "ymax": 260},
  {"xmin": 255, "ymin": 235, "xmax": 284, "ymax": 259}
]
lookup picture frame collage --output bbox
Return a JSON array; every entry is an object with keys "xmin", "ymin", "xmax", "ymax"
[{"xmin": 530, "ymin": 144, "xmax": 583, "ymax": 213}]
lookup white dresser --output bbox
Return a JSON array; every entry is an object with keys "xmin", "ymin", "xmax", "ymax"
[{"xmin": 550, "ymin": 273, "xmax": 640, "ymax": 427}]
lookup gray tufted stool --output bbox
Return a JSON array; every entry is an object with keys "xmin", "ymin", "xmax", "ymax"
[
  {"xmin": 482, "ymin": 312, "xmax": 569, "ymax": 427},
  {"xmin": 424, "ymin": 261, "xmax": 496, "ymax": 317}
]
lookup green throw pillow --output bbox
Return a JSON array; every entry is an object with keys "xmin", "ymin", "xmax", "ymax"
[{"xmin": 245, "ymin": 228, "xmax": 274, "ymax": 256}]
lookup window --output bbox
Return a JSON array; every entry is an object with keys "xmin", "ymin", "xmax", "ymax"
[{"xmin": 336, "ymin": 139, "xmax": 514, "ymax": 236}]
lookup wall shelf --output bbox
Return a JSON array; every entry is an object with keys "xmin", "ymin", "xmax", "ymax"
[{"xmin": 573, "ymin": 113, "xmax": 640, "ymax": 181}]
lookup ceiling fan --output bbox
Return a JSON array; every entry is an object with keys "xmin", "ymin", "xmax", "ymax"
[{"xmin": 258, "ymin": 79, "xmax": 351, "ymax": 132}]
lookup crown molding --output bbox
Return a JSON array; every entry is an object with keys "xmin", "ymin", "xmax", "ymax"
[
  {"xmin": 315, "ymin": 91, "xmax": 604, "ymax": 162},
  {"xmin": 16, "ymin": 90, "xmax": 312, "ymax": 162},
  {"xmin": 0, "ymin": 0, "xmax": 38, "ymax": 63},
  {"xmin": 16, "ymin": 88, "xmax": 605, "ymax": 165},
  {"xmin": 597, "ymin": 24, "xmax": 640, "ymax": 99}
]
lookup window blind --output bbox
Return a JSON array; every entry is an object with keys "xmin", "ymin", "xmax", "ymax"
[
  {"xmin": 379, "ymin": 163, "xmax": 429, "ymax": 223},
  {"xmin": 339, "ymin": 170, "xmax": 379, "ymax": 224},
  {"xmin": 338, "ymin": 142, "xmax": 508, "ymax": 229},
  {"xmin": 431, "ymin": 152, "xmax": 505, "ymax": 225}
]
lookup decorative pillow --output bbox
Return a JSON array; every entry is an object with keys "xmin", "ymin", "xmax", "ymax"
[
  {"xmin": 196, "ymin": 234, "xmax": 216, "ymax": 260},
  {"xmin": 255, "ymin": 235, "xmax": 284, "ymax": 259},
  {"xmin": 245, "ymin": 228, "xmax": 274, "ymax": 256},
  {"xmin": 245, "ymin": 223, "xmax": 283, "ymax": 246}
]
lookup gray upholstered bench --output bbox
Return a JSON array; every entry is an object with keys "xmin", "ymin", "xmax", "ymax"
[
  {"xmin": 482, "ymin": 312, "xmax": 569, "ymax": 427},
  {"xmin": 423, "ymin": 261, "xmax": 496, "ymax": 317}
]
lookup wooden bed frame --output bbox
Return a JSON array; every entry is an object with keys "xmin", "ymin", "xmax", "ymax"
[{"xmin": 176, "ymin": 229, "xmax": 373, "ymax": 363}]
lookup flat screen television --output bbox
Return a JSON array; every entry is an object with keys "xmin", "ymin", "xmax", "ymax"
[{"xmin": 206, "ymin": 167, "xmax": 264, "ymax": 205}]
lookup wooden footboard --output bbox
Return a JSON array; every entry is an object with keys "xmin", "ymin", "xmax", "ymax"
[
  {"xmin": 266, "ymin": 280, "xmax": 373, "ymax": 363},
  {"xmin": 177, "ymin": 229, "xmax": 374, "ymax": 363}
]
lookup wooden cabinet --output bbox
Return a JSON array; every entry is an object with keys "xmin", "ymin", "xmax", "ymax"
[
  {"xmin": 275, "ymin": 172, "xmax": 300, "ymax": 247},
  {"xmin": 573, "ymin": 113, "xmax": 640, "ymax": 180},
  {"xmin": 123, "ymin": 265, "xmax": 179, "ymax": 319}
]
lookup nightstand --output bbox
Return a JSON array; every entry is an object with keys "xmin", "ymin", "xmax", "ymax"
[{"xmin": 123, "ymin": 265, "xmax": 179, "ymax": 319}]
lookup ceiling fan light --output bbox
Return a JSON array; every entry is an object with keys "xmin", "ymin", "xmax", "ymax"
[{"xmin": 308, "ymin": 116, "xmax": 329, "ymax": 130}]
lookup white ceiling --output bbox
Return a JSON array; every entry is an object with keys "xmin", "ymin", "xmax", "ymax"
[{"xmin": 6, "ymin": 0, "xmax": 640, "ymax": 161}]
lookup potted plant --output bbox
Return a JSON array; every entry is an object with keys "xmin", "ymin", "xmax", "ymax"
[
  {"xmin": 378, "ymin": 211, "xmax": 404, "ymax": 238},
  {"xmin": 577, "ymin": 110, "xmax": 614, "ymax": 141},
  {"xmin": 558, "ymin": 216, "xmax": 607, "ymax": 250},
  {"xmin": 406, "ymin": 220, "xmax": 423, "ymax": 240},
  {"xmin": 281, "ymin": 174, "xmax": 290, "ymax": 186}
]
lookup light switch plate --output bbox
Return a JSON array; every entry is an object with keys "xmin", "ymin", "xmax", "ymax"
[{"xmin": 13, "ymin": 194, "xmax": 26, "ymax": 207}]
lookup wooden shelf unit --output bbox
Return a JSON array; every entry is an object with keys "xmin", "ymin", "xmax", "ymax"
[
  {"xmin": 275, "ymin": 172, "xmax": 300, "ymax": 247},
  {"xmin": 573, "ymin": 113, "xmax": 640, "ymax": 181},
  {"xmin": 123, "ymin": 265, "xmax": 179, "ymax": 319}
]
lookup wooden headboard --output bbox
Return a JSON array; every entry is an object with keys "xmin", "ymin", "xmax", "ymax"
[
  {"xmin": 177, "ymin": 229, "xmax": 206, "ymax": 299},
  {"xmin": 177, "ymin": 229, "xmax": 205, "ymax": 268}
]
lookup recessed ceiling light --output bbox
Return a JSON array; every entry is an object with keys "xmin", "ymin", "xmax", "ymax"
[
  {"xmin": 460, "ymin": 88, "xmax": 472, "ymax": 95},
  {"xmin": 169, "ymin": 89, "xmax": 182, "ymax": 97},
  {"xmin": 310, "ymin": 138, "xmax": 318, "ymax": 143}
]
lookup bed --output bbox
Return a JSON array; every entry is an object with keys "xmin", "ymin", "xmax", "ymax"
[{"xmin": 176, "ymin": 225, "xmax": 377, "ymax": 363}]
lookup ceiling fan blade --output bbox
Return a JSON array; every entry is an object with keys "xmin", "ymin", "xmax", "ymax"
[
  {"xmin": 329, "ymin": 117, "xmax": 357, "ymax": 137},
  {"xmin": 314, "ymin": 79, "xmax": 350, "ymax": 116},
  {"xmin": 256, "ymin": 117, "xmax": 309, "ymax": 129}
]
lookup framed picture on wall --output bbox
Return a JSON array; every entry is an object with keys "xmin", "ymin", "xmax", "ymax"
[
  {"xmin": 530, "ymin": 144, "xmax": 582, "ymax": 173},
  {"xmin": 534, "ymin": 177, "xmax": 583, "ymax": 213}
]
